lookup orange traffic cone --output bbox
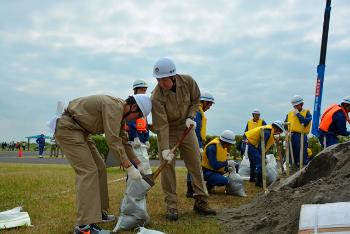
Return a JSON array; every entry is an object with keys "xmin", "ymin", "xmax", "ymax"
[{"xmin": 18, "ymin": 147, "xmax": 23, "ymax": 158}]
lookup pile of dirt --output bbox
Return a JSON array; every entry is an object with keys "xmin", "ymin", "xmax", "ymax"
[{"xmin": 218, "ymin": 141, "xmax": 350, "ymax": 234}]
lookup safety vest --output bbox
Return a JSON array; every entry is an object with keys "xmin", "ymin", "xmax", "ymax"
[
  {"xmin": 319, "ymin": 104, "xmax": 350, "ymax": 132},
  {"xmin": 245, "ymin": 125, "xmax": 275, "ymax": 153},
  {"xmin": 136, "ymin": 117, "xmax": 147, "ymax": 132},
  {"xmin": 247, "ymin": 118, "xmax": 264, "ymax": 131},
  {"xmin": 201, "ymin": 137, "xmax": 227, "ymax": 173},
  {"xmin": 198, "ymin": 105, "xmax": 207, "ymax": 142},
  {"xmin": 287, "ymin": 109, "xmax": 311, "ymax": 134}
]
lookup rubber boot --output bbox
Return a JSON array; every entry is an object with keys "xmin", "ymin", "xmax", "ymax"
[
  {"xmin": 186, "ymin": 181, "xmax": 194, "ymax": 198},
  {"xmin": 193, "ymin": 196, "xmax": 216, "ymax": 215},
  {"xmin": 165, "ymin": 208, "xmax": 178, "ymax": 221},
  {"xmin": 249, "ymin": 168, "xmax": 256, "ymax": 183}
]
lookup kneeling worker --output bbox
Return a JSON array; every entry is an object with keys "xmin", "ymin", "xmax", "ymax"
[
  {"xmin": 55, "ymin": 94, "xmax": 152, "ymax": 234},
  {"xmin": 243, "ymin": 121, "xmax": 284, "ymax": 187},
  {"xmin": 201, "ymin": 130, "xmax": 236, "ymax": 193}
]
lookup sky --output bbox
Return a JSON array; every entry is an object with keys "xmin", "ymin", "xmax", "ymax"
[{"xmin": 0, "ymin": 0, "xmax": 349, "ymax": 142}]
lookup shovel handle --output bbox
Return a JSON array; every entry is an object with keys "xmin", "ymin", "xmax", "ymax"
[{"xmin": 152, "ymin": 125, "xmax": 194, "ymax": 180}]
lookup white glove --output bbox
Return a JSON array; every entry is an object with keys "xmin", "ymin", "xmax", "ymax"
[
  {"xmin": 294, "ymin": 109, "xmax": 300, "ymax": 115},
  {"xmin": 199, "ymin": 148, "xmax": 204, "ymax": 154},
  {"xmin": 127, "ymin": 165, "xmax": 142, "ymax": 180},
  {"xmin": 131, "ymin": 137, "xmax": 141, "ymax": 148},
  {"xmin": 145, "ymin": 141, "xmax": 150, "ymax": 149},
  {"xmin": 185, "ymin": 118, "xmax": 197, "ymax": 128},
  {"xmin": 137, "ymin": 163, "xmax": 150, "ymax": 175},
  {"xmin": 227, "ymin": 160, "xmax": 236, "ymax": 168},
  {"xmin": 162, "ymin": 149, "xmax": 175, "ymax": 162}
]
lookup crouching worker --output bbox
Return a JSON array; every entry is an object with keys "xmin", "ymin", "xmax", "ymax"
[
  {"xmin": 243, "ymin": 121, "xmax": 284, "ymax": 187},
  {"xmin": 201, "ymin": 130, "xmax": 236, "ymax": 193},
  {"xmin": 55, "ymin": 94, "xmax": 152, "ymax": 234}
]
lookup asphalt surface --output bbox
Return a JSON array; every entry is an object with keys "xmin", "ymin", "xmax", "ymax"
[{"xmin": 0, "ymin": 151, "xmax": 186, "ymax": 167}]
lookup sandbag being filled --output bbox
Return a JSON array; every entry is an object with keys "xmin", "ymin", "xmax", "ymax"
[
  {"xmin": 226, "ymin": 167, "xmax": 247, "ymax": 197},
  {"xmin": 0, "ymin": 207, "xmax": 31, "ymax": 230},
  {"xmin": 113, "ymin": 178, "xmax": 151, "ymax": 233}
]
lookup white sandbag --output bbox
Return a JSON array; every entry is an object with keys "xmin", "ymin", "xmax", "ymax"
[
  {"xmin": 137, "ymin": 227, "xmax": 166, "ymax": 234},
  {"xmin": 225, "ymin": 167, "xmax": 246, "ymax": 197},
  {"xmin": 0, "ymin": 207, "xmax": 31, "ymax": 229},
  {"xmin": 299, "ymin": 202, "xmax": 350, "ymax": 233},
  {"xmin": 113, "ymin": 178, "xmax": 151, "ymax": 233},
  {"xmin": 133, "ymin": 144, "xmax": 152, "ymax": 175},
  {"xmin": 238, "ymin": 155, "xmax": 250, "ymax": 180},
  {"xmin": 266, "ymin": 154, "xmax": 278, "ymax": 186}
]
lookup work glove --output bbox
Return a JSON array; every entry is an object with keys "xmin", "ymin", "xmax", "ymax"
[
  {"xmin": 185, "ymin": 118, "xmax": 197, "ymax": 128},
  {"xmin": 137, "ymin": 163, "xmax": 150, "ymax": 175},
  {"xmin": 227, "ymin": 160, "xmax": 236, "ymax": 168},
  {"xmin": 162, "ymin": 149, "xmax": 175, "ymax": 163},
  {"xmin": 131, "ymin": 137, "xmax": 141, "ymax": 148},
  {"xmin": 127, "ymin": 165, "xmax": 142, "ymax": 180},
  {"xmin": 145, "ymin": 141, "xmax": 150, "ymax": 149},
  {"xmin": 199, "ymin": 148, "xmax": 204, "ymax": 154}
]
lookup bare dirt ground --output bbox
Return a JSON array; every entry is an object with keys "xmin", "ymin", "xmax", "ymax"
[{"xmin": 218, "ymin": 141, "xmax": 350, "ymax": 234}]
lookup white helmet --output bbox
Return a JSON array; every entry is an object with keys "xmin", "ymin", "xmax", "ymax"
[
  {"xmin": 219, "ymin": 130, "xmax": 235, "ymax": 144},
  {"xmin": 153, "ymin": 57, "xmax": 177, "ymax": 79},
  {"xmin": 341, "ymin": 95, "xmax": 350, "ymax": 105},
  {"xmin": 272, "ymin": 120, "xmax": 285, "ymax": 133},
  {"xmin": 200, "ymin": 92, "xmax": 215, "ymax": 103},
  {"xmin": 133, "ymin": 80, "xmax": 148, "ymax": 89},
  {"xmin": 252, "ymin": 108, "xmax": 260, "ymax": 115},
  {"xmin": 291, "ymin": 95, "xmax": 304, "ymax": 106},
  {"xmin": 133, "ymin": 94, "xmax": 152, "ymax": 117}
]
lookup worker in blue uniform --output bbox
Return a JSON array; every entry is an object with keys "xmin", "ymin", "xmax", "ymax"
[
  {"xmin": 201, "ymin": 130, "xmax": 236, "ymax": 193},
  {"xmin": 285, "ymin": 95, "xmax": 312, "ymax": 167},
  {"xmin": 126, "ymin": 80, "xmax": 150, "ymax": 148},
  {"xmin": 244, "ymin": 121, "xmax": 284, "ymax": 187},
  {"xmin": 186, "ymin": 92, "xmax": 215, "ymax": 198},
  {"xmin": 243, "ymin": 109, "xmax": 266, "ymax": 182},
  {"xmin": 36, "ymin": 134, "xmax": 46, "ymax": 158},
  {"xmin": 318, "ymin": 96, "xmax": 350, "ymax": 148}
]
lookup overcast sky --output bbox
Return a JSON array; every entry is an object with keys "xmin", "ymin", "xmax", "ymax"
[{"xmin": 1, "ymin": 0, "xmax": 349, "ymax": 142}]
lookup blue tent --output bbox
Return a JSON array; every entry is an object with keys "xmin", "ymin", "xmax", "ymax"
[{"xmin": 25, "ymin": 135, "xmax": 52, "ymax": 151}]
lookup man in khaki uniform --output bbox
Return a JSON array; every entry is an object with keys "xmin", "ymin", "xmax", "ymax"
[
  {"xmin": 151, "ymin": 57, "xmax": 216, "ymax": 221},
  {"xmin": 55, "ymin": 94, "xmax": 152, "ymax": 234}
]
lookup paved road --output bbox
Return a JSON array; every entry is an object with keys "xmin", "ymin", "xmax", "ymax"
[{"xmin": 0, "ymin": 151, "xmax": 186, "ymax": 167}]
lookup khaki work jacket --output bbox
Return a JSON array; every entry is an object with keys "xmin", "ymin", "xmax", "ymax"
[
  {"xmin": 66, "ymin": 95, "xmax": 136, "ymax": 162},
  {"xmin": 151, "ymin": 74, "xmax": 200, "ymax": 151}
]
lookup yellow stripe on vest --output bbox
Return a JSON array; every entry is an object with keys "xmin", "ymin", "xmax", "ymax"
[{"xmin": 245, "ymin": 125, "xmax": 275, "ymax": 153}]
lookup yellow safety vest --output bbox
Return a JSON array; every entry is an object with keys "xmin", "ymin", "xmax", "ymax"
[
  {"xmin": 247, "ymin": 118, "xmax": 264, "ymax": 131},
  {"xmin": 245, "ymin": 125, "xmax": 275, "ymax": 153},
  {"xmin": 201, "ymin": 137, "xmax": 227, "ymax": 173},
  {"xmin": 199, "ymin": 105, "xmax": 207, "ymax": 143},
  {"xmin": 287, "ymin": 109, "xmax": 311, "ymax": 134}
]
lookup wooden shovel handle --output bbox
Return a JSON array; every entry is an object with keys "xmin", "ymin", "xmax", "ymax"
[{"xmin": 152, "ymin": 125, "xmax": 194, "ymax": 180}]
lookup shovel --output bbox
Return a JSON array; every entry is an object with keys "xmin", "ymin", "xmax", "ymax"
[{"xmin": 141, "ymin": 125, "xmax": 194, "ymax": 188}]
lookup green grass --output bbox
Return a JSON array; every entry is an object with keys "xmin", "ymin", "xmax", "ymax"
[{"xmin": 0, "ymin": 163, "xmax": 260, "ymax": 234}]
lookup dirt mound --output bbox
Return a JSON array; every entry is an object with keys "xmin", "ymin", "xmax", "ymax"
[{"xmin": 218, "ymin": 142, "xmax": 350, "ymax": 234}]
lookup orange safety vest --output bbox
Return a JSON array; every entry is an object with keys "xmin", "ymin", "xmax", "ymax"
[
  {"xmin": 319, "ymin": 104, "xmax": 350, "ymax": 132},
  {"xmin": 136, "ymin": 117, "xmax": 147, "ymax": 132}
]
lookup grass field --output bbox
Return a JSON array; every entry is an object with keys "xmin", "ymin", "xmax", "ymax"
[{"xmin": 0, "ymin": 163, "xmax": 261, "ymax": 234}]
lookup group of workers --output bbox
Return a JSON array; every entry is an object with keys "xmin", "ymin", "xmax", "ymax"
[{"xmin": 52, "ymin": 56, "xmax": 350, "ymax": 234}]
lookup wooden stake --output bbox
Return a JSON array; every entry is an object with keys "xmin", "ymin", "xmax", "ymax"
[
  {"xmin": 284, "ymin": 122, "xmax": 291, "ymax": 177},
  {"xmin": 300, "ymin": 124, "xmax": 305, "ymax": 170},
  {"xmin": 260, "ymin": 128, "xmax": 267, "ymax": 193}
]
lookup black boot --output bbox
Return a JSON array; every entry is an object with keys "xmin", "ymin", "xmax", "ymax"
[
  {"xmin": 186, "ymin": 181, "xmax": 194, "ymax": 198},
  {"xmin": 249, "ymin": 168, "xmax": 256, "ymax": 183},
  {"xmin": 255, "ymin": 173, "xmax": 262, "ymax": 187}
]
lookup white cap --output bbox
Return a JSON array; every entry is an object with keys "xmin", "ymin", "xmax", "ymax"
[
  {"xmin": 272, "ymin": 120, "xmax": 285, "ymax": 133},
  {"xmin": 133, "ymin": 80, "xmax": 148, "ymax": 89},
  {"xmin": 219, "ymin": 130, "xmax": 235, "ymax": 144},
  {"xmin": 341, "ymin": 95, "xmax": 350, "ymax": 105},
  {"xmin": 133, "ymin": 94, "xmax": 152, "ymax": 117},
  {"xmin": 291, "ymin": 95, "xmax": 304, "ymax": 106},
  {"xmin": 200, "ymin": 92, "xmax": 215, "ymax": 103},
  {"xmin": 252, "ymin": 108, "xmax": 260, "ymax": 115},
  {"xmin": 153, "ymin": 57, "xmax": 177, "ymax": 79}
]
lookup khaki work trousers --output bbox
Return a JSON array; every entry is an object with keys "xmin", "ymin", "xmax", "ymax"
[
  {"xmin": 159, "ymin": 126, "xmax": 208, "ymax": 210},
  {"xmin": 55, "ymin": 116, "xmax": 109, "ymax": 225}
]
